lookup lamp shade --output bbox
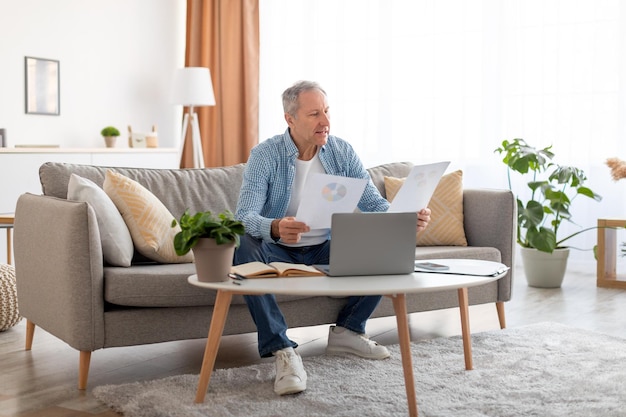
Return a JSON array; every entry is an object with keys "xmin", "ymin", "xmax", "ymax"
[{"xmin": 170, "ymin": 67, "xmax": 216, "ymax": 106}]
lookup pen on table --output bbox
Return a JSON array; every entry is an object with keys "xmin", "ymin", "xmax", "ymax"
[{"xmin": 228, "ymin": 273, "xmax": 247, "ymax": 281}]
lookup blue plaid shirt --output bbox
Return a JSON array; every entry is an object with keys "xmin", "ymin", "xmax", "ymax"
[{"xmin": 236, "ymin": 129, "xmax": 390, "ymax": 242}]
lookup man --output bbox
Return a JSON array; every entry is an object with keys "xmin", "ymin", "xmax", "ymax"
[{"xmin": 234, "ymin": 80, "xmax": 431, "ymax": 396}]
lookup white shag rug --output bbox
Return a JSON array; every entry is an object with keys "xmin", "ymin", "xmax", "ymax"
[{"xmin": 93, "ymin": 322, "xmax": 626, "ymax": 417}]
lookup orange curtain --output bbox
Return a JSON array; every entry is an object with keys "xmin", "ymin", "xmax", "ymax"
[{"xmin": 182, "ymin": 0, "xmax": 259, "ymax": 168}]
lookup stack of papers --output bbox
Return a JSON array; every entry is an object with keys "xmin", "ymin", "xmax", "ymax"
[
  {"xmin": 295, "ymin": 161, "xmax": 451, "ymax": 228},
  {"xmin": 414, "ymin": 259, "xmax": 510, "ymax": 277},
  {"xmin": 296, "ymin": 173, "xmax": 367, "ymax": 229},
  {"xmin": 388, "ymin": 161, "xmax": 450, "ymax": 213}
]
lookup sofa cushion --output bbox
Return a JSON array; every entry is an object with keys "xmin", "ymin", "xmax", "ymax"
[
  {"xmin": 39, "ymin": 162, "xmax": 246, "ymax": 219},
  {"xmin": 41, "ymin": 161, "xmax": 400, "ymax": 218},
  {"xmin": 101, "ymin": 244, "xmax": 501, "ymax": 308},
  {"xmin": 103, "ymin": 170, "xmax": 194, "ymax": 264},
  {"xmin": 366, "ymin": 161, "xmax": 413, "ymax": 198},
  {"xmin": 385, "ymin": 170, "xmax": 468, "ymax": 246},
  {"xmin": 103, "ymin": 263, "xmax": 313, "ymax": 307},
  {"xmin": 67, "ymin": 174, "xmax": 134, "ymax": 267}
]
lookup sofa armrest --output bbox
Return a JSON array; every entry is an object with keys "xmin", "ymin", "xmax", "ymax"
[
  {"xmin": 463, "ymin": 188, "xmax": 516, "ymax": 300},
  {"xmin": 14, "ymin": 193, "xmax": 105, "ymax": 351}
]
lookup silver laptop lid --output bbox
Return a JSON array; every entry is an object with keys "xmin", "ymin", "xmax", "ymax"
[{"xmin": 323, "ymin": 212, "xmax": 417, "ymax": 276}]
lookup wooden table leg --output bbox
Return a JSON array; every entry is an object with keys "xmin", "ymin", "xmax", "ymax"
[
  {"xmin": 457, "ymin": 287, "xmax": 473, "ymax": 370},
  {"xmin": 195, "ymin": 290, "xmax": 233, "ymax": 403},
  {"xmin": 495, "ymin": 301, "xmax": 506, "ymax": 329},
  {"xmin": 6, "ymin": 227, "xmax": 12, "ymax": 265},
  {"xmin": 390, "ymin": 293, "xmax": 418, "ymax": 417}
]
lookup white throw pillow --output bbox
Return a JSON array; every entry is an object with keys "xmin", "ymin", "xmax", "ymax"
[{"xmin": 67, "ymin": 174, "xmax": 134, "ymax": 267}]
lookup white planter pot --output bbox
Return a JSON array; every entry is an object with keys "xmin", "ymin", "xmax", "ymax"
[
  {"xmin": 192, "ymin": 238, "xmax": 235, "ymax": 283},
  {"xmin": 520, "ymin": 247, "xmax": 570, "ymax": 288}
]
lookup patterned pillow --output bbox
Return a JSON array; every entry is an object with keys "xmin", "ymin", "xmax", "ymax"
[
  {"xmin": 384, "ymin": 170, "xmax": 467, "ymax": 246},
  {"xmin": 68, "ymin": 174, "xmax": 134, "ymax": 267},
  {"xmin": 103, "ymin": 170, "xmax": 194, "ymax": 264}
]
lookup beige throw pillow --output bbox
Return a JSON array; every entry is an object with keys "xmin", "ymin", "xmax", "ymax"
[
  {"xmin": 103, "ymin": 170, "xmax": 194, "ymax": 264},
  {"xmin": 384, "ymin": 170, "xmax": 467, "ymax": 246}
]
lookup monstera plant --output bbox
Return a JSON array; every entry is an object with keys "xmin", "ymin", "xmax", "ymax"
[{"xmin": 495, "ymin": 138, "xmax": 603, "ymax": 287}]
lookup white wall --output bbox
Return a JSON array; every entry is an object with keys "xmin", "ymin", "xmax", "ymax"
[
  {"xmin": 259, "ymin": 0, "xmax": 626, "ymax": 265},
  {"xmin": 0, "ymin": 0, "xmax": 186, "ymax": 149}
]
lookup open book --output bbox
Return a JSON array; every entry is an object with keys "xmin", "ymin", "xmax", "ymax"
[{"xmin": 231, "ymin": 261, "xmax": 325, "ymax": 278}]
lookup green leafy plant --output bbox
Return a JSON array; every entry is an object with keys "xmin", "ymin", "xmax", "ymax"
[
  {"xmin": 495, "ymin": 138, "xmax": 602, "ymax": 253},
  {"xmin": 100, "ymin": 126, "xmax": 120, "ymax": 137},
  {"xmin": 171, "ymin": 210, "xmax": 245, "ymax": 256}
]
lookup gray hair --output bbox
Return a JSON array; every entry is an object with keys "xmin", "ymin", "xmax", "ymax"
[{"xmin": 282, "ymin": 80, "xmax": 327, "ymax": 117}]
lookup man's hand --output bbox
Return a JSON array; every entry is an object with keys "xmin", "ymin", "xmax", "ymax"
[
  {"xmin": 417, "ymin": 208, "xmax": 431, "ymax": 232},
  {"xmin": 271, "ymin": 217, "xmax": 310, "ymax": 244}
]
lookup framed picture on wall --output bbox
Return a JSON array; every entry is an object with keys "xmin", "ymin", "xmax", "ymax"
[{"xmin": 24, "ymin": 56, "xmax": 60, "ymax": 116}]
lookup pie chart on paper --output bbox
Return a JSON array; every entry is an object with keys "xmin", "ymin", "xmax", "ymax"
[
  {"xmin": 321, "ymin": 183, "xmax": 348, "ymax": 202},
  {"xmin": 296, "ymin": 173, "xmax": 368, "ymax": 229}
]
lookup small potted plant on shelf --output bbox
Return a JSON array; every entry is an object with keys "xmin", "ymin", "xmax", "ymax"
[
  {"xmin": 495, "ymin": 138, "xmax": 603, "ymax": 288},
  {"xmin": 100, "ymin": 126, "xmax": 120, "ymax": 148},
  {"xmin": 172, "ymin": 210, "xmax": 245, "ymax": 282}
]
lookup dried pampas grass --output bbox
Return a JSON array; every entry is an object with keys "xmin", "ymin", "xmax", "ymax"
[{"xmin": 606, "ymin": 157, "xmax": 626, "ymax": 181}]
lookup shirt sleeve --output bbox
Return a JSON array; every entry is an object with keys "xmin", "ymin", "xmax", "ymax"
[
  {"xmin": 235, "ymin": 146, "xmax": 278, "ymax": 242},
  {"xmin": 235, "ymin": 140, "xmax": 292, "ymax": 242}
]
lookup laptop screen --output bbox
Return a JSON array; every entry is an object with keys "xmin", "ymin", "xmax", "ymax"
[{"xmin": 317, "ymin": 212, "xmax": 417, "ymax": 276}]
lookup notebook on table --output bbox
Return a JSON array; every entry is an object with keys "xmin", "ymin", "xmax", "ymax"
[{"xmin": 315, "ymin": 212, "xmax": 417, "ymax": 276}]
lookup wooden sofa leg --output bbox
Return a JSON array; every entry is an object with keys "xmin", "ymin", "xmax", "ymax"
[
  {"xmin": 495, "ymin": 301, "xmax": 506, "ymax": 329},
  {"xmin": 25, "ymin": 319, "xmax": 36, "ymax": 350},
  {"xmin": 78, "ymin": 351, "xmax": 92, "ymax": 390}
]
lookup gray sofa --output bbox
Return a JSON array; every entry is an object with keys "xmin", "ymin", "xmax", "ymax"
[{"xmin": 14, "ymin": 161, "xmax": 515, "ymax": 389}]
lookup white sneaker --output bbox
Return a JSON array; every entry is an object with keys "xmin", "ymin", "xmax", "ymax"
[
  {"xmin": 273, "ymin": 347, "xmax": 307, "ymax": 395},
  {"xmin": 326, "ymin": 325, "xmax": 391, "ymax": 359}
]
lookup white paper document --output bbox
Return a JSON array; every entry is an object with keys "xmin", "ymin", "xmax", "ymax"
[
  {"xmin": 414, "ymin": 259, "xmax": 510, "ymax": 277},
  {"xmin": 295, "ymin": 173, "xmax": 368, "ymax": 229},
  {"xmin": 388, "ymin": 161, "xmax": 451, "ymax": 213}
]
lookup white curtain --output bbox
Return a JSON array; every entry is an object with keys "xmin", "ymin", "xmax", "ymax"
[{"xmin": 259, "ymin": 0, "xmax": 626, "ymax": 263}]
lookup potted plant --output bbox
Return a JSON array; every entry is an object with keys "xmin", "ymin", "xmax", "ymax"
[
  {"xmin": 100, "ymin": 126, "xmax": 120, "ymax": 148},
  {"xmin": 172, "ymin": 210, "xmax": 245, "ymax": 282},
  {"xmin": 495, "ymin": 138, "xmax": 602, "ymax": 287}
]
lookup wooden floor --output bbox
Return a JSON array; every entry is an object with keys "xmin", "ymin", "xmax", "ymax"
[{"xmin": 1, "ymin": 261, "xmax": 625, "ymax": 417}]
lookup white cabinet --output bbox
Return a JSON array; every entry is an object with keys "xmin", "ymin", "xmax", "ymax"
[
  {"xmin": 0, "ymin": 148, "xmax": 179, "ymax": 263},
  {"xmin": 90, "ymin": 150, "xmax": 180, "ymax": 168},
  {"xmin": 0, "ymin": 147, "xmax": 179, "ymax": 213}
]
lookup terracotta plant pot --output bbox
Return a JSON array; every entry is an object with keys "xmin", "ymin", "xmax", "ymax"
[
  {"xmin": 104, "ymin": 136, "xmax": 117, "ymax": 148},
  {"xmin": 146, "ymin": 134, "xmax": 158, "ymax": 148},
  {"xmin": 192, "ymin": 238, "xmax": 235, "ymax": 283}
]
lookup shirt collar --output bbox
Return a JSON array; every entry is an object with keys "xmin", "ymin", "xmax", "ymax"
[{"xmin": 283, "ymin": 128, "xmax": 328, "ymax": 158}]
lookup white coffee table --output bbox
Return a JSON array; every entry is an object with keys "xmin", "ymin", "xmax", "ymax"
[{"xmin": 188, "ymin": 259, "xmax": 508, "ymax": 417}]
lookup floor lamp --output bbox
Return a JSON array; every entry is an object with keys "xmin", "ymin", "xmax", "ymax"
[{"xmin": 171, "ymin": 67, "xmax": 216, "ymax": 168}]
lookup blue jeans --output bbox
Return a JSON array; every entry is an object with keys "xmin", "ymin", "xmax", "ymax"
[{"xmin": 234, "ymin": 234, "xmax": 383, "ymax": 357}]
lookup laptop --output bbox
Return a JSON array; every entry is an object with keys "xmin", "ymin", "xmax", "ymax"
[{"xmin": 315, "ymin": 212, "xmax": 417, "ymax": 276}]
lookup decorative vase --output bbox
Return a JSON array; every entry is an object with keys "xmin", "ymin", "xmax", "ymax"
[
  {"xmin": 520, "ymin": 247, "xmax": 570, "ymax": 288},
  {"xmin": 192, "ymin": 238, "xmax": 235, "ymax": 283},
  {"xmin": 104, "ymin": 136, "xmax": 117, "ymax": 148},
  {"xmin": 146, "ymin": 134, "xmax": 158, "ymax": 148}
]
